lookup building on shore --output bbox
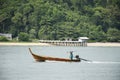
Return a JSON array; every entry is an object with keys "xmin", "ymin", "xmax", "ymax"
[
  {"xmin": 39, "ymin": 37, "xmax": 89, "ymax": 46},
  {"xmin": 78, "ymin": 37, "xmax": 89, "ymax": 42},
  {"xmin": 78, "ymin": 37, "xmax": 89, "ymax": 46},
  {"xmin": 0, "ymin": 33, "xmax": 12, "ymax": 40}
]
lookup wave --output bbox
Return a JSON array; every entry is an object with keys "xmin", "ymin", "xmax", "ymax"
[
  {"xmin": 88, "ymin": 61, "xmax": 120, "ymax": 64},
  {"xmin": 34, "ymin": 60, "xmax": 120, "ymax": 64}
]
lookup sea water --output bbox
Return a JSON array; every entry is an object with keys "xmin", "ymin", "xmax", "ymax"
[{"xmin": 0, "ymin": 46, "xmax": 120, "ymax": 80}]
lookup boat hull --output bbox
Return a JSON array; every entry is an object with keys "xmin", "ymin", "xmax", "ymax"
[{"xmin": 29, "ymin": 48, "xmax": 80, "ymax": 62}]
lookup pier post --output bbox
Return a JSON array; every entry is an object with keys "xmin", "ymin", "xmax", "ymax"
[{"xmin": 39, "ymin": 40, "xmax": 88, "ymax": 46}]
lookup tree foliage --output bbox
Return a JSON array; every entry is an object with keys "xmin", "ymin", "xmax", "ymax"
[
  {"xmin": 0, "ymin": 0, "xmax": 120, "ymax": 42},
  {"xmin": 107, "ymin": 28, "xmax": 120, "ymax": 42},
  {"xmin": 0, "ymin": 36, "xmax": 9, "ymax": 41},
  {"xmin": 18, "ymin": 32, "xmax": 29, "ymax": 41}
]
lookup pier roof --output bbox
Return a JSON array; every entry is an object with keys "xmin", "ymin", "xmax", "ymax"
[{"xmin": 78, "ymin": 37, "xmax": 89, "ymax": 40}]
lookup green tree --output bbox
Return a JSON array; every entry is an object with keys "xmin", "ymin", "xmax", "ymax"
[
  {"xmin": 0, "ymin": 36, "xmax": 9, "ymax": 42},
  {"xmin": 29, "ymin": 28, "xmax": 36, "ymax": 39},
  {"xmin": 107, "ymin": 28, "xmax": 120, "ymax": 42},
  {"xmin": 18, "ymin": 32, "xmax": 29, "ymax": 41},
  {"xmin": 0, "ymin": 0, "xmax": 120, "ymax": 42}
]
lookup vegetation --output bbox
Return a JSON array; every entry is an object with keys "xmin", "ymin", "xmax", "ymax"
[
  {"xmin": 18, "ymin": 32, "xmax": 29, "ymax": 41},
  {"xmin": 0, "ymin": 36, "xmax": 9, "ymax": 41},
  {"xmin": 0, "ymin": 0, "xmax": 120, "ymax": 42}
]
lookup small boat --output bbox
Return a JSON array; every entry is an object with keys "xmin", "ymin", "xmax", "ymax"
[{"xmin": 29, "ymin": 48, "xmax": 80, "ymax": 62}]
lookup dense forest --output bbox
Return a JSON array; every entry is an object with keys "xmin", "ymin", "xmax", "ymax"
[{"xmin": 0, "ymin": 0, "xmax": 120, "ymax": 42}]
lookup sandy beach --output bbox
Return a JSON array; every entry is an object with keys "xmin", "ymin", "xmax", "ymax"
[
  {"xmin": 87, "ymin": 42, "xmax": 120, "ymax": 47},
  {"xmin": 0, "ymin": 42, "xmax": 120, "ymax": 47},
  {"xmin": 0, "ymin": 42, "xmax": 50, "ymax": 46}
]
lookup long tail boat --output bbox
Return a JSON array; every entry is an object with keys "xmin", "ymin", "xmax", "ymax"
[{"xmin": 29, "ymin": 48, "xmax": 80, "ymax": 62}]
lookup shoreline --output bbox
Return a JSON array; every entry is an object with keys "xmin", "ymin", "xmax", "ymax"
[
  {"xmin": 87, "ymin": 42, "xmax": 120, "ymax": 47},
  {"xmin": 0, "ymin": 42, "xmax": 120, "ymax": 47},
  {"xmin": 0, "ymin": 42, "xmax": 51, "ymax": 46}
]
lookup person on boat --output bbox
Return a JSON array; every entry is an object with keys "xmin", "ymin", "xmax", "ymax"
[{"xmin": 69, "ymin": 51, "xmax": 73, "ymax": 60}]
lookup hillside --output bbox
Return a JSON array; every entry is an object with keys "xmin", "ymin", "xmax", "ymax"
[{"xmin": 0, "ymin": 0, "xmax": 120, "ymax": 42}]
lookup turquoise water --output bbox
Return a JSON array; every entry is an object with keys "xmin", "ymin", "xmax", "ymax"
[{"xmin": 0, "ymin": 46, "xmax": 120, "ymax": 80}]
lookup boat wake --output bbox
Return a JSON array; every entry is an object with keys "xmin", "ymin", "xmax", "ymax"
[
  {"xmin": 88, "ymin": 61, "xmax": 120, "ymax": 64},
  {"xmin": 34, "ymin": 60, "xmax": 120, "ymax": 64}
]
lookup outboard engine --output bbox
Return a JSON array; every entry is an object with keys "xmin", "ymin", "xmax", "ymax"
[{"xmin": 75, "ymin": 55, "xmax": 80, "ymax": 60}]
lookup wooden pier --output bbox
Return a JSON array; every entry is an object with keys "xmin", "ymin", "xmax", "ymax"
[{"xmin": 39, "ymin": 40, "xmax": 88, "ymax": 46}]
